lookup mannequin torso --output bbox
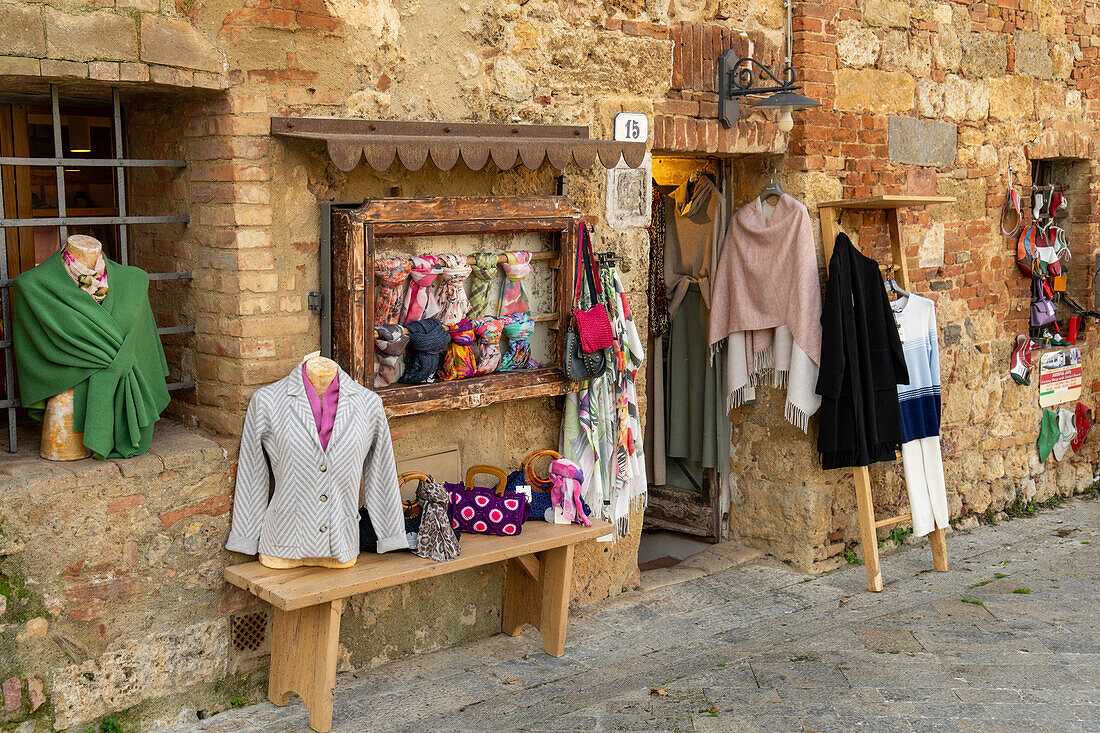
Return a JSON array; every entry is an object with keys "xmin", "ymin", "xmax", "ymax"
[
  {"xmin": 259, "ymin": 354, "xmax": 357, "ymax": 570},
  {"xmin": 41, "ymin": 235, "xmax": 106, "ymax": 461}
]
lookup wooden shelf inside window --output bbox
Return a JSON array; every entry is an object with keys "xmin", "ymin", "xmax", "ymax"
[
  {"xmin": 379, "ymin": 367, "xmax": 577, "ymax": 418},
  {"xmin": 817, "ymin": 195, "xmax": 956, "ymax": 210},
  {"xmin": 330, "ymin": 196, "xmax": 583, "ymax": 418}
]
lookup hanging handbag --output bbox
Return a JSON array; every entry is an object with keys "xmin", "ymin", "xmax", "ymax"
[
  {"xmin": 448, "ymin": 465, "xmax": 528, "ymax": 536},
  {"xmin": 1030, "ymin": 275, "xmax": 1057, "ymax": 328},
  {"xmin": 563, "ymin": 224, "xmax": 611, "ymax": 379}
]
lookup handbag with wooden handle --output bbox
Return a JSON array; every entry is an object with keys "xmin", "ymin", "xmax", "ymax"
[
  {"xmin": 447, "ymin": 464, "xmax": 528, "ymax": 535},
  {"xmin": 518, "ymin": 449, "xmax": 591, "ymax": 522}
]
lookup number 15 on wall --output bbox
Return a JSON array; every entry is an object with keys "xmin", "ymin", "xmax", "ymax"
[{"xmin": 614, "ymin": 113, "xmax": 648, "ymax": 142}]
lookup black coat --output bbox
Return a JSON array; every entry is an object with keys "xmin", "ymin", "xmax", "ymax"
[{"xmin": 816, "ymin": 234, "xmax": 910, "ymax": 469}]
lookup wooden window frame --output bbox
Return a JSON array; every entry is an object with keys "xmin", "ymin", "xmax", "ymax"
[{"xmin": 330, "ymin": 195, "xmax": 582, "ymax": 418}]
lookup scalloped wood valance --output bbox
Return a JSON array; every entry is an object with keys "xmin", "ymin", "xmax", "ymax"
[{"xmin": 270, "ymin": 118, "xmax": 648, "ymax": 173}]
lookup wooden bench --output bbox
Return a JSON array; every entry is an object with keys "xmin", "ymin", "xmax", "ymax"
[{"xmin": 225, "ymin": 520, "xmax": 611, "ymax": 732}]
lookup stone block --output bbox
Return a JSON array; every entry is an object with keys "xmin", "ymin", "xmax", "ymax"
[
  {"xmin": 1015, "ymin": 32, "xmax": 1053, "ymax": 79},
  {"xmin": 961, "ymin": 34, "xmax": 1007, "ymax": 78},
  {"xmin": 0, "ymin": 56, "xmax": 41, "ymax": 77},
  {"xmin": 934, "ymin": 177, "xmax": 987, "ymax": 225},
  {"xmin": 140, "ymin": 15, "xmax": 223, "ymax": 74},
  {"xmin": 916, "ymin": 222, "xmax": 946, "ymax": 268},
  {"xmin": 836, "ymin": 69, "xmax": 915, "ymax": 114},
  {"xmin": 933, "ymin": 27, "xmax": 962, "ymax": 71},
  {"xmin": 889, "ymin": 116, "xmax": 957, "ymax": 167},
  {"xmin": 0, "ymin": 2, "xmax": 46, "ymax": 57},
  {"xmin": 988, "ymin": 76, "xmax": 1034, "ymax": 120},
  {"xmin": 864, "ymin": 0, "xmax": 909, "ymax": 28},
  {"xmin": 836, "ymin": 20, "xmax": 880, "ymax": 68},
  {"xmin": 1, "ymin": 676, "xmax": 20, "ymax": 714},
  {"xmin": 39, "ymin": 59, "xmax": 87, "ymax": 78},
  {"xmin": 44, "ymin": 7, "xmax": 138, "ymax": 62}
]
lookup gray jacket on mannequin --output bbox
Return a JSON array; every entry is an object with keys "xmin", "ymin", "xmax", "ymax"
[{"xmin": 226, "ymin": 365, "xmax": 406, "ymax": 562}]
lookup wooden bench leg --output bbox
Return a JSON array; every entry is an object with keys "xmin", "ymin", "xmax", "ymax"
[
  {"xmin": 268, "ymin": 599, "xmax": 344, "ymax": 733},
  {"xmin": 502, "ymin": 545, "xmax": 575, "ymax": 657},
  {"xmin": 929, "ymin": 527, "xmax": 948, "ymax": 571}
]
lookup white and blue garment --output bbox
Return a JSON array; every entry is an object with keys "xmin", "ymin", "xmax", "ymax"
[{"xmin": 892, "ymin": 293, "xmax": 949, "ymax": 537}]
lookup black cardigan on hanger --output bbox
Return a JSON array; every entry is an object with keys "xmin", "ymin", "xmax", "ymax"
[{"xmin": 816, "ymin": 233, "xmax": 910, "ymax": 470}]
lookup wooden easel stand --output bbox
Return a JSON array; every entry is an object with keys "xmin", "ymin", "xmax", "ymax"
[{"xmin": 818, "ymin": 195, "xmax": 954, "ymax": 591}]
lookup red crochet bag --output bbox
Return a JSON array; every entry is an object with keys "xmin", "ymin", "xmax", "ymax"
[{"xmin": 571, "ymin": 223, "xmax": 615, "ymax": 353}]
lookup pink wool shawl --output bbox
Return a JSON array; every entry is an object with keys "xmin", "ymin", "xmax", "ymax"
[{"xmin": 707, "ymin": 195, "xmax": 823, "ymax": 427}]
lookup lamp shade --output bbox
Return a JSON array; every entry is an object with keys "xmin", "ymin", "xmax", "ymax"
[{"xmin": 753, "ymin": 91, "xmax": 821, "ymax": 111}]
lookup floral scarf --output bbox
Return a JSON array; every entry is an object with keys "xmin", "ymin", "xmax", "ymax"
[
  {"xmin": 499, "ymin": 312, "xmax": 536, "ymax": 371},
  {"xmin": 62, "ymin": 248, "xmax": 109, "ymax": 302},
  {"xmin": 498, "ymin": 250, "xmax": 532, "ymax": 316},
  {"xmin": 374, "ymin": 257, "xmax": 412, "ymax": 326},
  {"xmin": 440, "ymin": 318, "xmax": 477, "ymax": 380},
  {"xmin": 401, "ymin": 255, "xmax": 443, "ymax": 324},
  {"xmin": 473, "ymin": 316, "xmax": 505, "ymax": 374},
  {"xmin": 436, "ymin": 253, "xmax": 472, "ymax": 326}
]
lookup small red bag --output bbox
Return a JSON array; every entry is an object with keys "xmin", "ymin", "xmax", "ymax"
[{"xmin": 572, "ymin": 224, "xmax": 615, "ymax": 353}]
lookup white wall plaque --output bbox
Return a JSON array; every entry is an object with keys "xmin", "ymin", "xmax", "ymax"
[
  {"xmin": 613, "ymin": 112, "xmax": 648, "ymax": 142},
  {"xmin": 606, "ymin": 153, "xmax": 652, "ymax": 230}
]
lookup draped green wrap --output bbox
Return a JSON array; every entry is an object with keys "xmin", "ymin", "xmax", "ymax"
[{"xmin": 12, "ymin": 251, "xmax": 170, "ymax": 459}]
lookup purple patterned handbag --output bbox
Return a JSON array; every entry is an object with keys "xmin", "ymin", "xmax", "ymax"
[{"xmin": 447, "ymin": 465, "xmax": 528, "ymax": 536}]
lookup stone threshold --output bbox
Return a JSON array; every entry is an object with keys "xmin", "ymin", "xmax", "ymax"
[{"xmin": 639, "ymin": 541, "xmax": 764, "ymax": 592}]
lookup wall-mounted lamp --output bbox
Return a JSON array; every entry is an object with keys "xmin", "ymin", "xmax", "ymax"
[{"xmin": 718, "ymin": 50, "xmax": 820, "ymax": 131}]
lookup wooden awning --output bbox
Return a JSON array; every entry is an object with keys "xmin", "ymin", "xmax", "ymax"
[{"xmin": 270, "ymin": 118, "xmax": 647, "ymax": 173}]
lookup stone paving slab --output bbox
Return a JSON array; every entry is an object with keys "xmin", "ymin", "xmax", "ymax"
[{"xmin": 162, "ymin": 499, "xmax": 1100, "ymax": 733}]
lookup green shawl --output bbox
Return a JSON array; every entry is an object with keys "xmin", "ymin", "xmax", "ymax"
[{"xmin": 12, "ymin": 251, "xmax": 170, "ymax": 459}]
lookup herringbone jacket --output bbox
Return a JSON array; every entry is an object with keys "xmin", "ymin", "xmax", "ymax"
[{"xmin": 225, "ymin": 365, "xmax": 407, "ymax": 562}]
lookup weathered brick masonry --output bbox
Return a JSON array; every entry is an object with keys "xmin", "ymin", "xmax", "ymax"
[{"xmin": 0, "ymin": 1, "xmax": 1097, "ymax": 730}]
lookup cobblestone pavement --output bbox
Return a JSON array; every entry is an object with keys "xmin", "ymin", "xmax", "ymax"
[{"xmin": 173, "ymin": 499, "xmax": 1100, "ymax": 732}]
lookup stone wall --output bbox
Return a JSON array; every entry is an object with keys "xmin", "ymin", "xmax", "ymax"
[{"xmin": 2, "ymin": 0, "xmax": 1100, "ymax": 730}]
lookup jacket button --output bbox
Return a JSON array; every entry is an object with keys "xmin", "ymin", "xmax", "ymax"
[
  {"xmin": 319, "ymin": 525, "xmax": 328, "ymax": 533},
  {"xmin": 319, "ymin": 494, "xmax": 328, "ymax": 502},
  {"xmin": 320, "ymin": 464, "xmax": 327, "ymax": 472}
]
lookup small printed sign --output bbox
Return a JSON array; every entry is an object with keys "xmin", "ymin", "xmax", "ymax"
[
  {"xmin": 613, "ymin": 112, "xmax": 648, "ymax": 142},
  {"xmin": 1039, "ymin": 347, "xmax": 1083, "ymax": 407}
]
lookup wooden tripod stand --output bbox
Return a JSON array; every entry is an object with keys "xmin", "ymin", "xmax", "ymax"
[{"xmin": 818, "ymin": 195, "xmax": 955, "ymax": 592}]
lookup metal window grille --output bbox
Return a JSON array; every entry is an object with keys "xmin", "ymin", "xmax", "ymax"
[{"xmin": 0, "ymin": 85, "xmax": 195, "ymax": 453}]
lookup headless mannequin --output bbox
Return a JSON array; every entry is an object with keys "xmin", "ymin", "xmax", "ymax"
[
  {"xmin": 41, "ymin": 235, "xmax": 104, "ymax": 461},
  {"xmin": 259, "ymin": 354, "xmax": 357, "ymax": 570}
]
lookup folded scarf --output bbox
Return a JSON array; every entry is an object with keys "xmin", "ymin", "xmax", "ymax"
[
  {"xmin": 708, "ymin": 194, "xmax": 822, "ymax": 431},
  {"xmin": 414, "ymin": 478, "xmax": 461, "ymax": 562},
  {"xmin": 499, "ymin": 312, "xmax": 537, "ymax": 371},
  {"xmin": 468, "ymin": 252, "xmax": 498, "ymax": 318},
  {"xmin": 400, "ymin": 318, "xmax": 450, "ymax": 384},
  {"xmin": 549, "ymin": 458, "xmax": 590, "ymax": 526},
  {"xmin": 401, "ymin": 255, "xmax": 442, "ymax": 323},
  {"xmin": 440, "ymin": 318, "xmax": 477, "ymax": 380},
  {"xmin": 374, "ymin": 324, "xmax": 409, "ymax": 388},
  {"xmin": 472, "ymin": 317, "xmax": 505, "ymax": 374},
  {"xmin": 498, "ymin": 250, "xmax": 532, "ymax": 316},
  {"xmin": 437, "ymin": 253, "xmax": 472, "ymax": 326},
  {"xmin": 374, "ymin": 257, "xmax": 412, "ymax": 326}
]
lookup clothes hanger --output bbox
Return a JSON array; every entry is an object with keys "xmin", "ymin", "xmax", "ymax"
[
  {"xmin": 759, "ymin": 166, "xmax": 783, "ymax": 205},
  {"xmin": 882, "ymin": 265, "xmax": 910, "ymax": 299}
]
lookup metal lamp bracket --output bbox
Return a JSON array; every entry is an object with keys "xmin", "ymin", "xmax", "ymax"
[{"xmin": 718, "ymin": 49, "xmax": 802, "ymax": 128}]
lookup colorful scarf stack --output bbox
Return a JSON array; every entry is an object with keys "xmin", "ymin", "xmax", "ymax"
[
  {"xmin": 473, "ymin": 317, "xmax": 505, "ymax": 374},
  {"xmin": 399, "ymin": 318, "xmax": 450, "ymax": 384},
  {"xmin": 436, "ymin": 253, "xmax": 472, "ymax": 326},
  {"xmin": 401, "ymin": 255, "xmax": 442, "ymax": 324},
  {"xmin": 498, "ymin": 250, "xmax": 533, "ymax": 316},
  {"xmin": 440, "ymin": 319, "xmax": 477, "ymax": 381},
  {"xmin": 414, "ymin": 478, "xmax": 460, "ymax": 562},
  {"xmin": 467, "ymin": 252, "xmax": 498, "ymax": 318},
  {"xmin": 374, "ymin": 257, "xmax": 412, "ymax": 325},
  {"xmin": 499, "ymin": 312, "xmax": 536, "ymax": 371},
  {"xmin": 549, "ymin": 458, "xmax": 590, "ymax": 526},
  {"xmin": 62, "ymin": 247, "xmax": 110, "ymax": 302},
  {"xmin": 374, "ymin": 324, "xmax": 409, "ymax": 388}
]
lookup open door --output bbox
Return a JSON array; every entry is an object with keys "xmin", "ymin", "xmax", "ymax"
[{"xmin": 642, "ymin": 156, "xmax": 728, "ymax": 542}]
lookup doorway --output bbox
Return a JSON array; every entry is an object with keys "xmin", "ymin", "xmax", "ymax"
[{"xmin": 642, "ymin": 155, "xmax": 731, "ymax": 543}]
